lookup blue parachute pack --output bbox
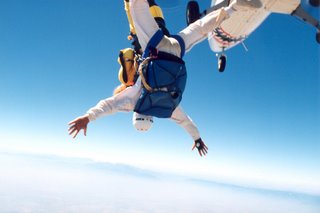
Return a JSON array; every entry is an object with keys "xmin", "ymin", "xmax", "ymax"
[{"xmin": 134, "ymin": 30, "xmax": 187, "ymax": 118}]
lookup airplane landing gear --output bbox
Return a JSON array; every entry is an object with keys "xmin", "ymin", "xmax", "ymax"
[
  {"xmin": 309, "ymin": 0, "xmax": 320, "ymax": 44},
  {"xmin": 186, "ymin": 1, "xmax": 200, "ymax": 25},
  {"xmin": 316, "ymin": 31, "xmax": 320, "ymax": 44},
  {"xmin": 292, "ymin": 5, "xmax": 320, "ymax": 44},
  {"xmin": 309, "ymin": 0, "xmax": 320, "ymax": 7},
  {"xmin": 217, "ymin": 53, "xmax": 227, "ymax": 72}
]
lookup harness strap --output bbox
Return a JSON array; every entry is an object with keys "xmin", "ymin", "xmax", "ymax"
[
  {"xmin": 138, "ymin": 57, "xmax": 183, "ymax": 94},
  {"xmin": 139, "ymin": 30, "xmax": 186, "ymax": 92},
  {"xmin": 142, "ymin": 30, "xmax": 164, "ymax": 58},
  {"xmin": 138, "ymin": 57, "xmax": 153, "ymax": 92}
]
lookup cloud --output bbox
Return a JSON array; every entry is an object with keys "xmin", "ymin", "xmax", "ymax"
[{"xmin": 0, "ymin": 152, "xmax": 319, "ymax": 213}]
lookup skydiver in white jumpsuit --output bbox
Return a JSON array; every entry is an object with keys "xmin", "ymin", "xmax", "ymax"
[{"xmin": 68, "ymin": 0, "xmax": 262, "ymax": 156}]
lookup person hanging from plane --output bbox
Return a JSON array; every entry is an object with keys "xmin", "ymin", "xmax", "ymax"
[
  {"xmin": 68, "ymin": 0, "xmax": 262, "ymax": 156},
  {"xmin": 114, "ymin": 0, "xmax": 208, "ymax": 156},
  {"xmin": 69, "ymin": 0, "xmax": 208, "ymax": 156}
]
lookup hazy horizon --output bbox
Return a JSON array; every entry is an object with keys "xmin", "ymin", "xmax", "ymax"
[{"xmin": 1, "ymin": 151, "xmax": 319, "ymax": 213}]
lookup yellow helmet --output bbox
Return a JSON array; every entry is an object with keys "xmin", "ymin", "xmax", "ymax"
[{"xmin": 118, "ymin": 48, "xmax": 136, "ymax": 86}]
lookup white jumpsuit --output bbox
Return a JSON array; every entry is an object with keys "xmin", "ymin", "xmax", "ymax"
[{"xmin": 87, "ymin": 0, "xmax": 228, "ymax": 140}]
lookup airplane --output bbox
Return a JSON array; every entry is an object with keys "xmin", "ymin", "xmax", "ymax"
[{"xmin": 186, "ymin": 0, "xmax": 320, "ymax": 72}]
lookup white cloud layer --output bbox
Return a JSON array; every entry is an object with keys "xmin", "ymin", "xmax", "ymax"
[{"xmin": 0, "ymin": 152, "xmax": 319, "ymax": 213}]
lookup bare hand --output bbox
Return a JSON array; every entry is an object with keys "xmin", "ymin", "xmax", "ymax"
[
  {"xmin": 192, "ymin": 138, "xmax": 208, "ymax": 157},
  {"xmin": 68, "ymin": 115, "xmax": 90, "ymax": 139}
]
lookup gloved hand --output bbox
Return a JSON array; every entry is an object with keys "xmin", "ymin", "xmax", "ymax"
[{"xmin": 192, "ymin": 138, "xmax": 208, "ymax": 157}]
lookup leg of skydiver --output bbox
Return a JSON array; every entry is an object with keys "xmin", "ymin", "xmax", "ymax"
[
  {"xmin": 129, "ymin": 0, "xmax": 160, "ymax": 52},
  {"xmin": 129, "ymin": 0, "xmax": 182, "ymax": 58},
  {"xmin": 129, "ymin": 0, "xmax": 227, "ymax": 57},
  {"xmin": 125, "ymin": 0, "xmax": 170, "ymax": 53},
  {"xmin": 129, "ymin": 0, "xmax": 232, "ymax": 55},
  {"xmin": 147, "ymin": 0, "xmax": 170, "ymax": 36},
  {"xmin": 178, "ymin": 9, "xmax": 229, "ymax": 53}
]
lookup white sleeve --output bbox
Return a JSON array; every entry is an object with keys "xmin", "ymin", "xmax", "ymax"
[
  {"xmin": 170, "ymin": 106, "xmax": 201, "ymax": 141},
  {"xmin": 87, "ymin": 79, "xmax": 142, "ymax": 121}
]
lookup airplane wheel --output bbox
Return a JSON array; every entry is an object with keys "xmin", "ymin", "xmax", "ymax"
[
  {"xmin": 186, "ymin": 1, "xmax": 200, "ymax": 25},
  {"xmin": 218, "ymin": 55, "xmax": 226, "ymax": 72},
  {"xmin": 309, "ymin": 0, "xmax": 320, "ymax": 7},
  {"xmin": 316, "ymin": 31, "xmax": 320, "ymax": 44}
]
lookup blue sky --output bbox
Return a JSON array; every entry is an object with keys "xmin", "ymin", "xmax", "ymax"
[{"xmin": 0, "ymin": 0, "xmax": 319, "ymax": 194}]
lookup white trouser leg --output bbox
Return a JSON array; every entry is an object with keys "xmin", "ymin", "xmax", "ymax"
[
  {"xmin": 129, "ymin": 0, "xmax": 160, "ymax": 51},
  {"xmin": 178, "ymin": 9, "xmax": 228, "ymax": 53}
]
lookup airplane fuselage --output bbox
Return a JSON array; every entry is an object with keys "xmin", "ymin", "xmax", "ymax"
[{"xmin": 208, "ymin": 0, "xmax": 301, "ymax": 52}]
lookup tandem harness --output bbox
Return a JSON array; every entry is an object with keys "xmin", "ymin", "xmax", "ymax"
[{"xmin": 134, "ymin": 30, "xmax": 187, "ymax": 118}]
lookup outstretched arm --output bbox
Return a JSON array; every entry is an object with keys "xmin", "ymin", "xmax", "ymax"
[
  {"xmin": 86, "ymin": 79, "xmax": 142, "ymax": 121},
  {"xmin": 68, "ymin": 79, "xmax": 142, "ymax": 138},
  {"xmin": 170, "ymin": 106, "xmax": 208, "ymax": 156}
]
